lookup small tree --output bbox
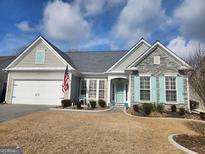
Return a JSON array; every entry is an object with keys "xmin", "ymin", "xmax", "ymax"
[{"xmin": 187, "ymin": 45, "xmax": 205, "ymax": 106}]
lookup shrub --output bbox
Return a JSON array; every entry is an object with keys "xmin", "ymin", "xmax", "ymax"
[
  {"xmin": 142, "ymin": 103, "xmax": 153, "ymax": 115},
  {"xmin": 61, "ymin": 99, "xmax": 71, "ymax": 108},
  {"xmin": 200, "ymin": 112, "xmax": 205, "ymax": 120},
  {"xmin": 90, "ymin": 100, "xmax": 96, "ymax": 109},
  {"xmin": 76, "ymin": 101, "xmax": 82, "ymax": 109},
  {"xmin": 157, "ymin": 104, "xmax": 164, "ymax": 113},
  {"xmin": 171, "ymin": 105, "xmax": 177, "ymax": 112},
  {"xmin": 179, "ymin": 107, "xmax": 185, "ymax": 115},
  {"xmin": 152, "ymin": 103, "xmax": 157, "ymax": 111},
  {"xmin": 98, "ymin": 100, "xmax": 106, "ymax": 108},
  {"xmin": 133, "ymin": 104, "xmax": 139, "ymax": 112}
]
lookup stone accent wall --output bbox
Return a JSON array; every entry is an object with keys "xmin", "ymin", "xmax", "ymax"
[{"xmin": 130, "ymin": 46, "xmax": 189, "ymax": 110}]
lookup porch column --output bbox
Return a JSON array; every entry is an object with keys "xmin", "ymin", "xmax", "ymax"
[
  {"xmin": 107, "ymin": 78, "xmax": 111, "ymax": 106},
  {"xmin": 128, "ymin": 74, "xmax": 131, "ymax": 107}
]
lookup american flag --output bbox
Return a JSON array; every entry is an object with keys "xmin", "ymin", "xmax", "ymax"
[{"xmin": 62, "ymin": 65, "xmax": 69, "ymax": 92}]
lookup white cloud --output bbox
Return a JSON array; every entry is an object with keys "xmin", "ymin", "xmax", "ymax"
[
  {"xmin": 43, "ymin": 0, "xmax": 91, "ymax": 43},
  {"xmin": 75, "ymin": 0, "xmax": 126, "ymax": 16},
  {"xmin": 111, "ymin": 0, "xmax": 166, "ymax": 46},
  {"xmin": 168, "ymin": 36, "xmax": 205, "ymax": 58},
  {"xmin": 174, "ymin": 0, "xmax": 205, "ymax": 42},
  {"xmin": 15, "ymin": 21, "xmax": 34, "ymax": 32}
]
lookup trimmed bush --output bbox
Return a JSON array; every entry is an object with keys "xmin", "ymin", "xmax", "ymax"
[
  {"xmin": 142, "ymin": 103, "xmax": 153, "ymax": 115},
  {"xmin": 90, "ymin": 100, "xmax": 96, "ymax": 109},
  {"xmin": 156, "ymin": 104, "xmax": 164, "ymax": 113},
  {"xmin": 171, "ymin": 105, "xmax": 177, "ymax": 112},
  {"xmin": 133, "ymin": 104, "xmax": 139, "ymax": 112},
  {"xmin": 76, "ymin": 101, "xmax": 82, "ymax": 109},
  {"xmin": 179, "ymin": 107, "xmax": 185, "ymax": 115},
  {"xmin": 61, "ymin": 99, "xmax": 71, "ymax": 108},
  {"xmin": 98, "ymin": 100, "xmax": 106, "ymax": 108}
]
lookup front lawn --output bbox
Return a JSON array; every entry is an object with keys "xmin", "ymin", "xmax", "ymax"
[{"xmin": 0, "ymin": 111, "xmax": 198, "ymax": 154}]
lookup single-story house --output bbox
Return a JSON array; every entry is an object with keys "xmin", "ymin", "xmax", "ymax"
[{"xmin": 4, "ymin": 36, "xmax": 193, "ymax": 110}]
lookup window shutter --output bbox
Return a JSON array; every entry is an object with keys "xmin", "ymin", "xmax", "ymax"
[
  {"xmin": 134, "ymin": 76, "xmax": 140, "ymax": 102},
  {"xmin": 159, "ymin": 76, "xmax": 165, "ymax": 103},
  {"xmin": 151, "ymin": 76, "xmax": 157, "ymax": 102},
  {"xmin": 177, "ymin": 76, "xmax": 184, "ymax": 104}
]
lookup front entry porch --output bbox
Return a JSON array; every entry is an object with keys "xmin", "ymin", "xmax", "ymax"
[{"xmin": 110, "ymin": 78, "xmax": 128, "ymax": 106}]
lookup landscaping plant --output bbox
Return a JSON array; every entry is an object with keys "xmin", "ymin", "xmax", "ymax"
[
  {"xmin": 142, "ymin": 103, "xmax": 153, "ymax": 115},
  {"xmin": 179, "ymin": 107, "xmax": 185, "ymax": 115},
  {"xmin": 76, "ymin": 101, "xmax": 82, "ymax": 109},
  {"xmin": 98, "ymin": 100, "xmax": 106, "ymax": 108},
  {"xmin": 133, "ymin": 104, "xmax": 139, "ymax": 112},
  {"xmin": 61, "ymin": 99, "xmax": 71, "ymax": 108},
  {"xmin": 171, "ymin": 105, "xmax": 177, "ymax": 112},
  {"xmin": 156, "ymin": 104, "xmax": 164, "ymax": 113},
  {"xmin": 90, "ymin": 100, "xmax": 96, "ymax": 109}
]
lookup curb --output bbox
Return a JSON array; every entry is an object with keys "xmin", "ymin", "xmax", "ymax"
[
  {"xmin": 123, "ymin": 107, "xmax": 205, "ymax": 123},
  {"xmin": 168, "ymin": 134, "xmax": 198, "ymax": 154},
  {"xmin": 49, "ymin": 106, "xmax": 114, "ymax": 113}
]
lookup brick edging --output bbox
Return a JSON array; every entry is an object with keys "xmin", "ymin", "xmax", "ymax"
[
  {"xmin": 168, "ymin": 134, "xmax": 198, "ymax": 154},
  {"xmin": 49, "ymin": 106, "xmax": 114, "ymax": 113}
]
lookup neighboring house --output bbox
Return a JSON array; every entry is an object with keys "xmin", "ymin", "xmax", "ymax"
[
  {"xmin": 4, "ymin": 36, "xmax": 192, "ymax": 110},
  {"xmin": 0, "ymin": 56, "xmax": 16, "ymax": 102}
]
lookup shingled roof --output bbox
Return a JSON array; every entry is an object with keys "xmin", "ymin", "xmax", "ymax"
[{"xmin": 66, "ymin": 51, "xmax": 127, "ymax": 73}]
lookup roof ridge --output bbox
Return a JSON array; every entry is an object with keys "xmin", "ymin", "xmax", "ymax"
[{"xmin": 65, "ymin": 50, "xmax": 127, "ymax": 53}]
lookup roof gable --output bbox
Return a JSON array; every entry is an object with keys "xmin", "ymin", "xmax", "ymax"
[
  {"xmin": 5, "ymin": 36, "xmax": 75, "ymax": 70},
  {"xmin": 106, "ymin": 38, "xmax": 151, "ymax": 72},
  {"xmin": 128, "ymin": 41, "xmax": 192, "ymax": 69}
]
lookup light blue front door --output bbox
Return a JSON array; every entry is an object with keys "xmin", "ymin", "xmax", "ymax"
[{"xmin": 116, "ymin": 82, "xmax": 124, "ymax": 103}]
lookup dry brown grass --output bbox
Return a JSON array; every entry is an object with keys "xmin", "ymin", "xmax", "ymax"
[{"xmin": 0, "ymin": 111, "xmax": 197, "ymax": 154}]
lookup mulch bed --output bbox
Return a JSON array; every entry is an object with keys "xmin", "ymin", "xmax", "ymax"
[
  {"xmin": 55, "ymin": 105, "xmax": 109, "ymax": 110},
  {"xmin": 174, "ymin": 134, "xmax": 205, "ymax": 154},
  {"xmin": 126, "ymin": 107, "xmax": 203, "ymax": 120}
]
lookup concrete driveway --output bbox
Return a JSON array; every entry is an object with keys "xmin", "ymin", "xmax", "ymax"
[{"xmin": 0, "ymin": 104, "xmax": 52, "ymax": 122}]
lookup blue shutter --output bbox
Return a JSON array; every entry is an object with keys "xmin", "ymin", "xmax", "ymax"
[
  {"xmin": 150, "ymin": 76, "xmax": 157, "ymax": 102},
  {"xmin": 35, "ymin": 51, "xmax": 45, "ymax": 64},
  {"xmin": 134, "ymin": 76, "xmax": 140, "ymax": 102},
  {"xmin": 177, "ymin": 76, "xmax": 184, "ymax": 104},
  {"xmin": 159, "ymin": 76, "xmax": 165, "ymax": 103}
]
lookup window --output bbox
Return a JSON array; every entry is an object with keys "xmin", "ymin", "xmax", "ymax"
[
  {"xmin": 165, "ymin": 77, "xmax": 177, "ymax": 102},
  {"xmin": 140, "ymin": 77, "xmax": 150, "ymax": 101},
  {"xmin": 35, "ymin": 51, "xmax": 45, "ymax": 64},
  {"xmin": 99, "ymin": 80, "xmax": 105, "ymax": 99},
  {"xmin": 80, "ymin": 80, "xmax": 87, "ymax": 96},
  {"xmin": 154, "ymin": 56, "xmax": 160, "ymax": 64},
  {"xmin": 89, "ymin": 80, "xmax": 97, "ymax": 98}
]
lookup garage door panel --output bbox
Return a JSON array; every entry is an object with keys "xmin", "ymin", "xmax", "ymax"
[{"xmin": 12, "ymin": 80, "xmax": 64, "ymax": 105}]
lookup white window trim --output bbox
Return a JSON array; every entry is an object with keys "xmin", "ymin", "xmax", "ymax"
[
  {"xmin": 35, "ymin": 50, "xmax": 45, "ymax": 64},
  {"xmin": 98, "ymin": 80, "xmax": 105, "ymax": 100},
  {"xmin": 164, "ymin": 76, "xmax": 178, "ymax": 104},
  {"xmin": 79, "ymin": 78, "xmax": 106, "ymax": 101},
  {"xmin": 139, "ymin": 76, "xmax": 151, "ymax": 102},
  {"xmin": 154, "ymin": 56, "xmax": 160, "ymax": 64}
]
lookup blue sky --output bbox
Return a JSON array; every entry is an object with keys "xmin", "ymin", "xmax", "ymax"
[{"xmin": 0, "ymin": 0, "xmax": 205, "ymax": 58}]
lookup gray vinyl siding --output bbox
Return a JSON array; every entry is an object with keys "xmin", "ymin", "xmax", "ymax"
[
  {"xmin": 130, "ymin": 46, "xmax": 189, "ymax": 109},
  {"xmin": 111, "ymin": 43, "xmax": 149, "ymax": 71},
  {"xmin": 15, "ymin": 40, "xmax": 65, "ymax": 67}
]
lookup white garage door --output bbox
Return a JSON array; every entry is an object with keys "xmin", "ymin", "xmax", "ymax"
[{"xmin": 12, "ymin": 80, "xmax": 64, "ymax": 105}]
